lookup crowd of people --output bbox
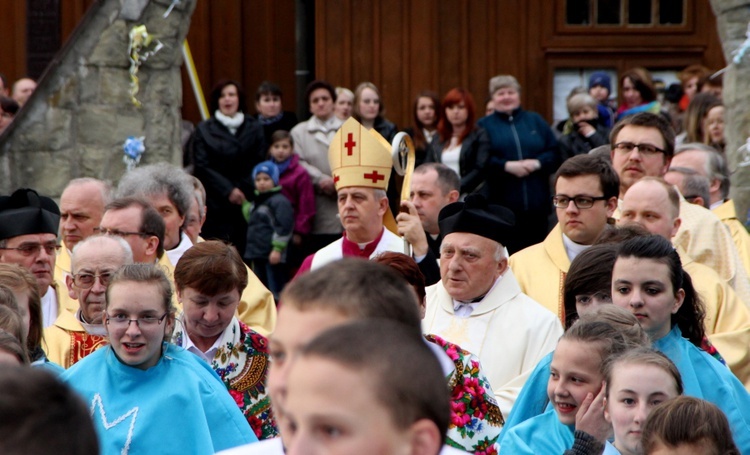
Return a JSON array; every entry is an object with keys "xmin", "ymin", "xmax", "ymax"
[{"xmin": 0, "ymin": 64, "xmax": 747, "ymax": 455}]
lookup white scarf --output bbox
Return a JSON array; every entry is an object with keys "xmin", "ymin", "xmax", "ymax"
[{"xmin": 215, "ymin": 110, "xmax": 245, "ymax": 135}]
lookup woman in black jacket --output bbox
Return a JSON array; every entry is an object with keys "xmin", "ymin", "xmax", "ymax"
[
  {"xmin": 426, "ymin": 87, "xmax": 490, "ymax": 196},
  {"xmin": 192, "ymin": 79, "xmax": 266, "ymax": 254}
]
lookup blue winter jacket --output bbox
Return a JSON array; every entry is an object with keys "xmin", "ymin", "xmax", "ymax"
[{"xmin": 478, "ymin": 108, "xmax": 560, "ymax": 213}]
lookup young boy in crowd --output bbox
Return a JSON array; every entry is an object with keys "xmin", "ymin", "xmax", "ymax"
[
  {"xmin": 588, "ymin": 71, "xmax": 615, "ymax": 128},
  {"xmin": 267, "ymin": 130, "xmax": 315, "ymax": 273},
  {"xmin": 559, "ymin": 93, "xmax": 611, "ymax": 159},
  {"xmin": 283, "ymin": 319, "xmax": 449, "ymax": 455},
  {"xmin": 244, "ymin": 161, "xmax": 294, "ymax": 300}
]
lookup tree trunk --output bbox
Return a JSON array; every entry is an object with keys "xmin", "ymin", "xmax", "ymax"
[{"xmin": 711, "ymin": 0, "xmax": 750, "ymax": 225}]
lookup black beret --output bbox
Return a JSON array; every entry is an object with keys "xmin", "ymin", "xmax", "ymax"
[
  {"xmin": 438, "ymin": 194, "xmax": 515, "ymax": 245},
  {"xmin": 0, "ymin": 188, "xmax": 60, "ymax": 240}
]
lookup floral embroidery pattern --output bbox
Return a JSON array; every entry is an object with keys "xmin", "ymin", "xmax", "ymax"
[
  {"xmin": 173, "ymin": 319, "xmax": 277, "ymax": 439},
  {"xmin": 425, "ymin": 334, "xmax": 503, "ymax": 454}
]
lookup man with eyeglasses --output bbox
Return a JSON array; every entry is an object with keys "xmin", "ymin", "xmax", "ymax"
[
  {"xmin": 0, "ymin": 188, "xmax": 61, "ymax": 327},
  {"xmin": 509, "ymin": 154, "xmax": 618, "ymax": 321},
  {"xmin": 99, "ymin": 197, "xmax": 166, "ymax": 264},
  {"xmin": 44, "ymin": 235, "xmax": 133, "ymax": 368},
  {"xmin": 620, "ymin": 177, "xmax": 750, "ymax": 388},
  {"xmin": 609, "ymin": 112, "xmax": 750, "ymax": 305}
]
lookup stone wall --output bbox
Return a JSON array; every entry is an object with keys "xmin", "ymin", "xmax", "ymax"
[
  {"xmin": 0, "ymin": 0, "xmax": 196, "ymax": 197},
  {"xmin": 711, "ymin": 0, "xmax": 750, "ymax": 223}
]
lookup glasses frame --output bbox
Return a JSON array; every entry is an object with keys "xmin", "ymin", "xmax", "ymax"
[
  {"xmin": 72, "ymin": 272, "xmax": 114, "ymax": 289},
  {"xmin": 552, "ymin": 195, "xmax": 609, "ymax": 210},
  {"xmin": 105, "ymin": 312, "xmax": 169, "ymax": 328},
  {"xmin": 0, "ymin": 243, "xmax": 61, "ymax": 256},
  {"xmin": 613, "ymin": 141, "xmax": 666, "ymax": 156},
  {"xmin": 94, "ymin": 227, "xmax": 151, "ymax": 238}
]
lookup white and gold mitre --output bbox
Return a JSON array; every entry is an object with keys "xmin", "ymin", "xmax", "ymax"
[{"xmin": 328, "ymin": 117, "xmax": 392, "ymax": 191}]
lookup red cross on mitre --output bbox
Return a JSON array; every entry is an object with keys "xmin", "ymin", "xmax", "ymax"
[
  {"xmin": 333, "ymin": 174, "xmax": 340, "ymax": 184},
  {"xmin": 344, "ymin": 133, "xmax": 357, "ymax": 156},
  {"xmin": 363, "ymin": 170, "xmax": 385, "ymax": 183}
]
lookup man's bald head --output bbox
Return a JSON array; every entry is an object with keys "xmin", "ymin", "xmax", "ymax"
[
  {"xmin": 60, "ymin": 179, "xmax": 112, "ymax": 250},
  {"xmin": 619, "ymin": 177, "xmax": 681, "ymax": 240}
]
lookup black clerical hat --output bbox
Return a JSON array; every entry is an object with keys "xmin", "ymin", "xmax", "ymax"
[
  {"xmin": 438, "ymin": 194, "xmax": 515, "ymax": 245},
  {"xmin": 0, "ymin": 188, "xmax": 60, "ymax": 240}
]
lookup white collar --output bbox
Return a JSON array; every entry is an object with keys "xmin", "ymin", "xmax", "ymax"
[
  {"xmin": 166, "ymin": 232, "xmax": 193, "ymax": 267},
  {"xmin": 181, "ymin": 323, "xmax": 230, "ymax": 363},
  {"xmin": 306, "ymin": 115, "xmax": 342, "ymax": 133},
  {"xmin": 451, "ymin": 274, "xmax": 503, "ymax": 317},
  {"xmin": 76, "ymin": 309, "xmax": 107, "ymax": 336},
  {"xmin": 710, "ymin": 199, "xmax": 724, "ymax": 210},
  {"xmin": 41, "ymin": 286, "xmax": 57, "ymax": 328},
  {"xmin": 562, "ymin": 233, "xmax": 591, "ymax": 262}
]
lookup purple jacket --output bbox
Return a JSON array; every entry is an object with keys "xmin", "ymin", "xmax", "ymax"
[{"xmin": 277, "ymin": 154, "xmax": 316, "ymax": 235}]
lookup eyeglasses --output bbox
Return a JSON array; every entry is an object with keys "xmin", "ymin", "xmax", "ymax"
[
  {"xmin": 552, "ymin": 195, "xmax": 608, "ymax": 209},
  {"xmin": 613, "ymin": 141, "xmax": 666, "ymax": 156},
  {"xmin": 0, "ymin": 243, "xmax": 61, "ymax": 256},
  {"xmin": 683, "ymin": 194, "xmax": 702, "ymax": 203},
  {"xmin": 72, "ymin": 272, "xmax": 113, "ymax": 289},
  {"xmin": 105, "ymin": 312, "xmax": 169, "ymax": 328},
  {"xmin": 94, "ymin": 227, "xmax": 149, "ymax": 238}
]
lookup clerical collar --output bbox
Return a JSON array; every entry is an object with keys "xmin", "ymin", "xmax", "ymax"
[
  {"xmin": 710, "ymin": 199, "xmax": 725, "ymax": 211},
  {"xmin": 341, "ymin": 228, "xmax": 385, "ymax": 258},
  {"xmin": 166, "ymin": 231, "xmax": 193, "ymax": 266},
  {"xmin": 452, "ymin": 274, "xmax": 503, "ymax": 317},
  {"xmin": 76, "ymin": 310, "xmax": 107, "ymax": 336},
  {"xmin": 562, "ymin": 234, "xmax": 591, "ymax": 262}
]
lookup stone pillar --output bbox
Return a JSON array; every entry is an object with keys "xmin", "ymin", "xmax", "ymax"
[
  {"xmin": 711, "ymin": 0, "xmax": 750, "ymax": 224},
  {"xmin": 0, "ymin": 0, "xmax": 196, "ymax": 198}
]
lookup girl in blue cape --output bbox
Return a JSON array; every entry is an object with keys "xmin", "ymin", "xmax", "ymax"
[
  {"xmin": 63, "ymin": 264, "xmax": 257, "ymax": 455},
  {"xmin": 499, "ymin": 318, "xmax": 638, "ymax": 453},
  {"xmin": 610, "ymin": 235, "xmax": 750, "ymax": 452}
]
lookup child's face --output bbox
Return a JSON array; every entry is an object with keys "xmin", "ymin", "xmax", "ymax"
[
  {"xmin": 270, "ymin": 139, "xmax": 293, "ymax": 162},
  {"xmin": 605, "ymin": 363, "xmax": 681, "ymax": 455},
  {"xmin": 704, "ymin": 106, "xmax": 725, "ymax": 144},
  {"xmin": 255, "ymin": 173, "xmax": 275, "ymax": 192},
  {"xmin": 548, "ymin": 338, "xmax": 605, "ymax": 426},
  {"xmin": 283, "ymin": 356, "xmax": 412, "ymax": 454},
  {"xmin": 572, "ymin": 106, "xmax": 597, "ymax": 123},
  {"xmin": 268, "ymin": 305, "xmax": 350, "ymax": 421},
  {"xmin": 256, "ymin": 94, "xmax": 282, "ymax": 118},
  {"xmin": 589, "ymin": 85, "xmax": 609, "ymax": 103},
  {"xmin": 612, "ymin": 257, "xmax": 684, "ymax": 341}
]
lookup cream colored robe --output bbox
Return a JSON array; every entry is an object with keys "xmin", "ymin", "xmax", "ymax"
[
  {"xmin": 714, "ymin": 199, "xmax": 750, "ymax": 278},
  {"xmin": 422, "ymin": 269, "xmax": 564, "ymax": 418},
  {"xmin": 508, "ymin": 224, "xmax": 570, "ymax": 322}
]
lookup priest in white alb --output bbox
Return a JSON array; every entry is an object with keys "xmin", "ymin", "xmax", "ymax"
[{"xmin": 422, "ymin": 194, "xmax": 564, "ymax": 418}]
